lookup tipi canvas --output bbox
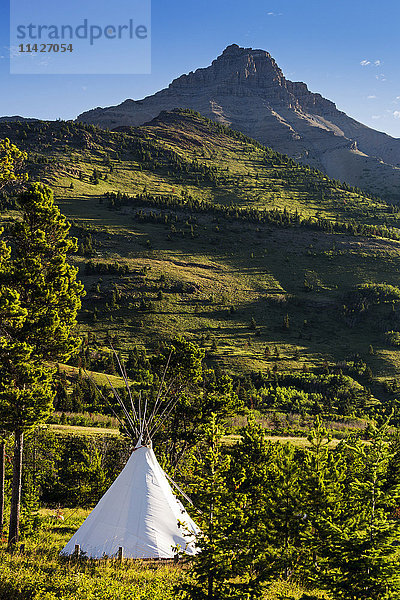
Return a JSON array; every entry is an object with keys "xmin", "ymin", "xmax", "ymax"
[{"xmin": 61, "ymin": 442, "xmax": 199, "ymax": 559}]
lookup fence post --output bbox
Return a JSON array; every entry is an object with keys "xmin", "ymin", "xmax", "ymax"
[
  {"xmin": 118, "ymin": 546, "xmax": 124, "ymax": 561},
  {"xmin": 74, "ymin": 544, "xmax": 80, "ymax": 558}
]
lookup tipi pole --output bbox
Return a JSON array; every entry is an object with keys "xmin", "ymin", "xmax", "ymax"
[
  {"xmin": 113, "ymin": 350, "xmax": 141, "ymax": 426},
  {"xmin": 146, "ymin": 350, "xmax": 173, "ymax": 430},
  {"xmin": 149, "ymin": 396, "xmax": 180, "ymax": 439},
  {"xmin": 86, "ymin": 371, "xmax": 134, "ymax": 440},
  {"xmin": 106, "ymin": 375, "xmax": 139, "ymax": 437}
]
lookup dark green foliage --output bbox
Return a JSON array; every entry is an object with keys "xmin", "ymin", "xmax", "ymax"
[
  {"xmin": 343, "ymin": 283, "xmax": 400, "ymax": 327},
  {"xmin": 2, "ymin": 183, "xmax": 84, "ymax": 360},
  {"xmin": 104, "ymin": 188, "xmax": 400, "ymax": 242},
  {"xmin": 231, "ymin": 370, "xmax": 377, "ymax": 419},
  {"xmin": 149, "ymin": 338, "xmax": 243, "ymax": 467},
  {"xmin": 15, "ymin": 429, "xmax": 130, "ymax": 508},
  {"xmin": 0, "ymin": 182, "xmax": 85, "ymax": 545},
  {"xmin": 85, "ymin": 260, "xmax": 130, "ymax": 276},
  {"xmin": 177, "ymin": 415, "xmax": 235, "ymax": 600},
  {"xmin": 317, "ymin": 429, "xmax": 400, "ymax": 599},
  {"xmin": 179, "ymin": 418, "xmax": 400, "ymax": 599}
]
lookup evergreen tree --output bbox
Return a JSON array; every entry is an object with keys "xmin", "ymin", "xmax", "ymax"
[
  {"xmin": 0, "ymin": 183, "xmax": 84, "ymax": 546},
  {"xmin": 321, "ymin": 429, "xmax": 400, "ymax": 599},
  {"xmin": 177, "ymin": 415, "xmax": 235, "ymax": 600},
  {"xmin": 299, "ymin": 418, "xmax": 346, "ymax": 582},
  {"xmin": 180, "ymin": 418, "xmax": 304, "ymax": 599},
  {"xmin": 152, "ymin": 338, "xmax": 240, "ymax": 469},
  {"xmin": 228, "ymin": 419, "xmax": 302, "ymax": 596},
  {"xmin": 263, "ymin": 441, "xmax": 302, "ymax": 581},
  {"xmin": 0, "ymin": 138, "xmax": 27, "ymax": 190},
  {"xmin": 0, "ymin": 139, "xmax": 28, "ymax": 533},
  {"xmin": 5, "ymin": 183, "xmax": 84, "ymax": 359}
]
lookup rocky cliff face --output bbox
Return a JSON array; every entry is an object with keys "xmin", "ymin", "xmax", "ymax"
[
  {"xmin": 77, "ymin": 44, "xmax": 400, "ymax": 198},
  {"xmin": 167, "ymin": 45, "xmax": 336, "ymax": 114}
]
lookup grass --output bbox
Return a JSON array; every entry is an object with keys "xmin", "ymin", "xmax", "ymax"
[
  {"xmin": 56, "ymin": 363, "xmax": 127, "ymax": 388},
  {"xmin": 223, "ymin": 434, "xmax": 344, "ymax": 448},
  {"xmin": 0, "ymin": 509, "xmax": 179, "ymax": 600},
  {"xmin": 0, "ymin": 508, "xmax": 328, "ymax": 600},
  {"xmin": 48, "ymin": 423, "xmax": 120, "ymax": 436}
]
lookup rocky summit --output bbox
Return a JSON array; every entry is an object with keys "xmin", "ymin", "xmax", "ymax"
[{"xmin": 77, "ymin": 44, "xmax": 400, "ymax": 198}]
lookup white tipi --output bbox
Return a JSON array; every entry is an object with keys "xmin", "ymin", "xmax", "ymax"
[{"xmin": 61, "ymin": 354, "xmax": 200, "ymax": 559}]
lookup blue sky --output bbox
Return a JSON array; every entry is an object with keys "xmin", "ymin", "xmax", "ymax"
[{"xmin": 1, "ymin": 0, "xmax": 400, "ymax": 137}]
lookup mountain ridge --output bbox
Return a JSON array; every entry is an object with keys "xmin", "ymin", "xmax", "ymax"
[{"xmin": 76, "ymin": 44, "xmax": 400, "ymax": 200}]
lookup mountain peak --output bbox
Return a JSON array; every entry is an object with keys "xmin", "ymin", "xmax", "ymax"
[
  {"xmin": 221, "ymin": 43, "xmax": 242, "ymax": 55},
  {"xmin": 75, "ymin": 44, "xmax": 400, "ymax": 198},
  {"xmin": 168, "ymin": 43, "xmax": 286, "ymax": 94},
  {"xmin": 220, "ymin": 44, "xmax": 272, "ymax": 59}
]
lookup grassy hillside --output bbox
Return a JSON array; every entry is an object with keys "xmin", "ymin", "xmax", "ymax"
[{"xmin": 2, "ymin": 109, "xmax": 400, "ymax": 389}]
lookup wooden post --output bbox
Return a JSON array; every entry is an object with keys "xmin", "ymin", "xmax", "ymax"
[
  {"xmin": 74, "ymin": 544, "xmax": 80, "ymax": 558},
  {"xmin": 118, "ymin": 546, "xmax": 124, "ymax": 561}
]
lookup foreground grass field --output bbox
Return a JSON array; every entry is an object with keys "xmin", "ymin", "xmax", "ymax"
[
  {"xmin": 0, "ymin": 509, "xmax": 179, "ymax": 600},
  {"xmin": 0, "ymin": 509, "xmax": 328, "ymax": 600}
]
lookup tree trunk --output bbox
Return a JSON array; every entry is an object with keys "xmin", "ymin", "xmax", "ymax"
[
  {"xmin": 8, "ymin": 431, "xmax": 23, "ymax": 548},
  {"xmin": 0, "ymin": 440, "xmax": 5, "ymax": 533},
  {"xmin": 207, "ymin": 573, "xmax": 213, "ymax": 600}
]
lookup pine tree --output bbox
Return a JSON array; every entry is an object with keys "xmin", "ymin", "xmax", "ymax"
[
  {"xmin": 299, "ymin": 418, "xmax": 346, "ymax": 583},
  {"xmin": 0, "ymin": 139, "xmax": 28, "ymax": 533},
  {"xmin": 0, "ymin": 138, "xmax": 27, "ymax": 190},
  {"xmin": 177, "ymin": 415, "xmax": 235, "ymax": 600},
  {"xmin": 0, "ymin": 183, "xmax": 84, "ymax": 546},
  {"xmin": 6, "ymin": 183, "xmax": 84, "ymax": 359},
  {"xmin": 263, "ymin": 441, "xmax": 302, "ymax": 581},
  {"xmin": 227, "ymin": 419, "xmax": 303, "ymax": 595},
  {"xmin": 321, "ymin": 428, "xmax": 400, "ymax": 599}
]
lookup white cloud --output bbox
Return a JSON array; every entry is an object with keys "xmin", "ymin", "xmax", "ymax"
[
  {"xmin": 371, "ymin": 115, "xmax": 382, "ymax": 119},
  {"xmin": 367, "ymin": 95, "xmax": 377, "ymax": 99},
  {"xmin": 361, "ymin": 59, "xmax": 382, "ymax": 67},
  {"xmin": 267, "ymin": 11, "xmax": 282, "ymax": 16},
  {"xmin": 394, "ymin": 111, "xmax": 400, "ymax": 119}
]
